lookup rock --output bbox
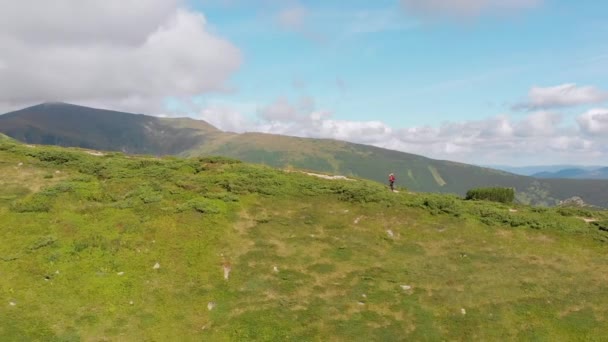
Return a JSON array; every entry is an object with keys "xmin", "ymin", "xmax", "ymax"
[
  {"xmin": 117, "ymin": 272, "xmax": 125, "ymax": 276},
  {"xmin": 273, "ymin": 266, "xmax": 279, "ymax": 273},
  {"xmin": 461, "ymin": 308, "xmax": 466, "ymax": 315},
  {"xmin": 357, "ymin": 301, "xmax": 365, "ymax": 306},
  {"xmin": 17, "ymin": 162, "xmax": 23, "ymax": 167},
  {"xmin": 223, "ymin": 265, "xmax": 231, "ymax": 280},
  {"xmin": 559, "ymin": 196, "xmax": 590, "ymax": 208},
  {"xmin": 153, "ymin": 262, "xmax": 160, "ymax": 270},
  {"xmin": 9, "ymin": 302, "xmax": 16, "ymax": 306},
  {"xmin": 400, "ymin": 285, "xmax": 412, "ymax": 291},
  {"xmin": 386, "ymin": 229, "xmax": 394, "ymax": 238},
  {"xmin": 207, "ymin": 302, "xmax": 216, "ymax": 311},
  {"xmin": 129, "ymin": 301, "xmax": 134, "ymax": 305},
  {"xmin": 509, "ymin": 208, "xmax": 518, "ymax": 213},
  {"xmin": 55, "ymin": 270, "xmax": 60, "ymax": 274},
  {"xmin": 354, "ymin": 217, "xmax": 362, "ymax": 224},
  {"xmin": 361, "ymin": 294, "xmax": 367, "ymax": 298},
  {"xmin": 55, "ymin": 170, "xmax": 61, "ymax": 174}
]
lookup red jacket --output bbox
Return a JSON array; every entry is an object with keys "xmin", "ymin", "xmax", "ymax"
[{"xmin": 389, "ymin": 175, "xmax": 395, "ymax": 182}]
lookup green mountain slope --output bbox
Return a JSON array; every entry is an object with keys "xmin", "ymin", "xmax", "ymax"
[
  {"xmin": 1, "ymin": 137, "xmax": 608, "ymax": 340},
  {"xmin": 0, "ymin": 133, "xmax": 15, "ymax": 142},
  {"xmin": 0, "ymin": 103, "xmax": 219, "ymax": 155},
  {"xmin": 2, "ymin": 103, "xmax": 608, "ymax": 207}
]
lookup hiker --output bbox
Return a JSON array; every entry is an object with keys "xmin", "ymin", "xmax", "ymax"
[{"xmin": 389, "ymin": 173, "xmax": 395, "ymax": 192}]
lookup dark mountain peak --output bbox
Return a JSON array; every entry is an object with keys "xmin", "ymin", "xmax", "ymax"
[{"xmin": 0, "ymin": 103, "xmax": 219, "ymax": 155}]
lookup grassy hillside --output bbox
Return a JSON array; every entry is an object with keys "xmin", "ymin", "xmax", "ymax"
[
  {"xmin": 2, "ymin": 138, "xmax": 608, "ymax": 340},
  {"xmin": 188, "ymin": 133, "xmax": 608, "ymax": 208},
  {"xmin": 3, "ymin": 103, "xmax": 608, "ymax": 208}
]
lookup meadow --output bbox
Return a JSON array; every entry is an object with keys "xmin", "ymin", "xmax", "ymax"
[{"xmin": 1, "ymin": 136, "xmax": 607, "ymax": 341}]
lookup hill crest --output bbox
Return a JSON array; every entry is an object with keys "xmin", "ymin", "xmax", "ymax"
[{"xmin": 2, "ymin": 103, "xmax": 608, "ymax": 207}]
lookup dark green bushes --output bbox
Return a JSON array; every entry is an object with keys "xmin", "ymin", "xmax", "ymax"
[
  {"xmin": 422, "ymin": 194, "xmax": 462, "ymax": 216},
  {"xmin": 175, "ymin": 198, "xmax": 223, "ymax": 214},
  {"xmin": 331, "ymin": 182, "xmax": 393, "ymax": 204},
  {"xmin": 25, "ymin": 150, "xmax": 82, "ymax": 165},
  {"xmin": 466, "ymin": 187, "xmax": 515, "ymax": 204},
  {"xmin": 11, "ymin": 194, "xmax": 53, "ymax": 213}
]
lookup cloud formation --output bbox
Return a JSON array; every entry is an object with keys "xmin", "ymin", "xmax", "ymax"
[
  {"xmin": 578, "ymin": 108, "xmax": 608, "ymax": 135},
  {"xmin": 0, "ymin": 0, "xmax": 241, "ymax": 114},
  {"xmin": 400, "ymin": 0, "xmax": 542, "ymax": 17},
  {"xmin": 196, "ymin": 97, "xmax": 607, "ymax": 165},
  {"xmin": 514, "ymin": 84, "xmax": 608, "ymax": 110},
  {"xmin": 277, "ymin": 5, "xmax": 308, "ymax": 30}
]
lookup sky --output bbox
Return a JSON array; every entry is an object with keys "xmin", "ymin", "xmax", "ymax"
[{"xmin": 0, "ymin": 0, "xmax": 607, "ymax": 166}]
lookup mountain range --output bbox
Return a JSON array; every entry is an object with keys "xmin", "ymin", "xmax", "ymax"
[
  {"xmin": 532, "ymin": 168, "xmax": 608, "ymax": 180},
  {"xmin": 490, "ymin": 165, "xmax": 605, "ymax": 179},
  {"xmin": 1, "ymin": 102, "xmax": 608, "ymax": 207}
]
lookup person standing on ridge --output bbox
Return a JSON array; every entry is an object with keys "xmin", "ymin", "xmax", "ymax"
[{"xmin": 389, "ymin": 173, "xmax": 396, "ymax": 192}]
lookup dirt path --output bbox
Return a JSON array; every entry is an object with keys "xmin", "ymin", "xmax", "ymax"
[{"xmin": 285, "ymin": 169, "xmax": 355, "ymax": 181}]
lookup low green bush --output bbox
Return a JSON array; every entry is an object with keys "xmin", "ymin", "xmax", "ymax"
[
  {"xmin": 175, "ymin": 198, "xmax": 223, "ymax": 214},
  {"xmin": 11, "ymin": 194, "xmax": 53, "ymax": 213},
  {"xmin": 25, "ymin": 149, "xmax": 81, "ymax": 165},
  {"xmin": 423, "ymin": 195, "xmax": 462, "ymax": 216},
  {"xmin": 466, "ymin": 187, "xmax": 515, "ymax": 204}
]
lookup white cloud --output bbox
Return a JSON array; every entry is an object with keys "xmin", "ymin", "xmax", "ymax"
[
  {"xmin": 0, "ymin": 0, "xmax": 182, "ymax": 45},
  {"xmin": 277, "ymin": 5, "xmax": 308, "ymax": 30},
  {"xmin": 513, "ymin": 111, "xmax": 561, "ymax": 137},
  {"xmin": 188, "ymin": 96, "xmax": 607, "ymax": 165},
  {"xmin": 577, "ymin": 108, "xmax": 608, "ymax": 135},
  {"xmin": 514, "ymin": 84, "xmax": 608, "ymax": 110},
  {"xmin": 0, "ymin": 1, "xmax": 241, "ymax": 114},
  {"xmin": 400, "ymin": 0, "xmax": 543, "ymax": 17},
  {"xmin": 198, "ymin": 105, "xmax": 254, "ymax": 133}
]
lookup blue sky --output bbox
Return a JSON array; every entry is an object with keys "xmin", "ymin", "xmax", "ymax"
[
  {"xmin": 1, "ymin": 0, "xmax": 607, "ymax": 165},
  {"xmin": 190, "ymin": 0, "xmax": 608, "ymax": 127}
]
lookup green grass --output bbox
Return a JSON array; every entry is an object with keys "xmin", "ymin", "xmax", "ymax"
[
  {"xmin": 5, "ymin": 103, "xmax": 608, "ymax": 208},
  {"xmin": 1, "ymin": 139, "xmax": 608, "ymax": 341}
]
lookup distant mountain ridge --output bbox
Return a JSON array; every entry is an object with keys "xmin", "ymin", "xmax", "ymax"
[
  {"xmin": 484, "ymin": 164, "xmax": 605, "ymax": 176},
  {"xmin": 2, "ymin": 102, "xmax": 608, "ymax": 207},
  {"xmin": 533, "ymin": 167, "xmax": 608, "ymax": 180}
]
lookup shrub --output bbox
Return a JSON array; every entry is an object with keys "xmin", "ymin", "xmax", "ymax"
[
  {"xmin": 11, "ymin": 194, "xmax": 53, "ymax": 213},
  {"xmin": 39, "ymin": 182, "xmax": 74, "ymax": 196},
  {"xmin": 556, "ymin": 207, "xmax": 594, "ymax": 218},
  {"xmin": 175, "ymin": 198, "xmax": 223, "ymax": 214},
  {"xmin": 198, "ymin": 156, "xmax": 242, "ymax": 165},
  {"xmin": 26, "ymin": 150, "xmax": 81, "ymax": 165},
  {"xmin": 204, "ymin": 192, "xmax": 240, "ymax": 202},
  {"xmin": 77, "ymin": 160, "xmax": 107, "ymax": 177},
  {"xmin": 331, "ymin": 182, "xmax": 392, "ymax": 204},
  {"xmin": 466, "ymin": 187, "xmax": 515, "ymax": 204},
  {"xmin": 592, "ymin": 220, "xmax": 608, "ymax": 232},
  {"xmin": 422, "ymin": 195, "xmax": 462, "ymax": 216}
]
